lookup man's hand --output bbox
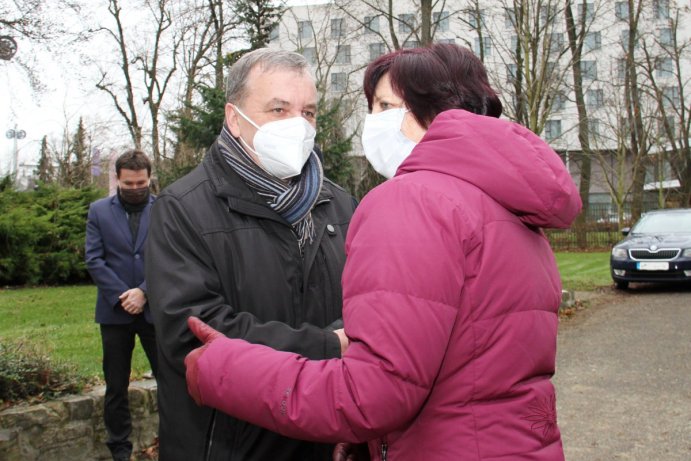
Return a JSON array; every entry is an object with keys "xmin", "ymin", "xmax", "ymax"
[
  {"xmin": 333, "ymin": 328, "xmax": 349, "ymax": 356},
  {"xmin": 185, "ymin": 316, "xmax": 224, "ymax": 405},
  {"xmin": 119, "ymin": 288, "xmax": 146, "ymax": 314}
]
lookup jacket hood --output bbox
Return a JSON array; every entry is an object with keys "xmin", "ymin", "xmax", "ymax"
[{"xmin": 397, "ymin": 109, "xmax": 582, "ymax": 229}]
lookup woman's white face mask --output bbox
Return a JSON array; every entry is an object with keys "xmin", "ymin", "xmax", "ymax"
[
  {"xmin": 234, "ymin": 106, "xmax": 316, "ymax": 179},
  {"xmin": 361, "ymin": 108, "xmax": 416, "ymax": 179}
]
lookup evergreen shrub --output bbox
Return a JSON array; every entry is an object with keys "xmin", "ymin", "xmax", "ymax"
[{"xmin": 0, "ymin": 183, "xmax": 104, "ymax": 285}]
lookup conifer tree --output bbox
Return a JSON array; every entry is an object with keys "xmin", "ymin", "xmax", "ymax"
[{"xmin": 35, "ymin": 135, "xmax": 55, "ymax": 184}]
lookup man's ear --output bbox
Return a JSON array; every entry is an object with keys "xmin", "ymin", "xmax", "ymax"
[{"xmin": 225, "ymin": 103, "xmax": 241, "ymax": 138}]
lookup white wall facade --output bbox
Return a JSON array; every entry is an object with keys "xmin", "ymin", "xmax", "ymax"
[{"xmin": 269, "ymin": 0, "xmax": 690, "ymax": 202}]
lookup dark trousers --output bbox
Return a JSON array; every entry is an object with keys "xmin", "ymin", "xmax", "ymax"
[{"xmin": 100, "ymin": 316, "xmax": 158, "ymax": 459}]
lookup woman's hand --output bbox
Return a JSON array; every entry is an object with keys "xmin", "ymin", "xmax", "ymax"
[{"xmin": 184, "ymin": 316, "xmax": 224, "ymax": 405}]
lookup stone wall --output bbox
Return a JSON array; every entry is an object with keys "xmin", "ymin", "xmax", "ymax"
[{"xmin": 0, "ymin": 380, "xmax": 158, "ymax": 461}]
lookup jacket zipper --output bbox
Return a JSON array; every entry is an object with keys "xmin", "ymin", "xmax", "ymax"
[
  {"xmin": 381, "ymin": 441, "xmax": 388, "ymax": 461},
  {"xmin": 204, "ymin": 411, "xmax": 217, "ymax": 461}
]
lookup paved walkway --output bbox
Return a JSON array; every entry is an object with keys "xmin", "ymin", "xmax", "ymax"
[{"xmin": 554, "ymin": 285, "xmax": 691, "ymax": 460}]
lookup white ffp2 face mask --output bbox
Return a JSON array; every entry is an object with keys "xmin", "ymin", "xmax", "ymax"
[
  {"xmin": 361, "ymin": 108, "xmax": 416, "ymax": 179},
  {"xmin": 234, "ymin": 106, "xmax": 316, "ymax": 179}
]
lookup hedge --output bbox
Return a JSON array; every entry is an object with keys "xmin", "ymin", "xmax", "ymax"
[{"xmin": 0, "ymin": 182, "xmax": 104, "ymax": 286}]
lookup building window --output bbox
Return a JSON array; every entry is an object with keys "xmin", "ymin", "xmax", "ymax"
[
  {"xmin": 655, "ymin": 57, "xmax": 674, "ymax": 78},
  {"xmin": 331, "ymin": 18, "xmax": 345, "ymax": 39},
  {"xmin": 552, "ymin": 92, "xmax": 567, "ymax": 111},
  {"xmin": 437, "ymin": 38, "xmax": 456, "ymax": 45},
  {"xmin": 581, "ymin": 60, "xmax": 597, "ymax": 80},
  {"xmin": 298, "ymin": 21, "xmax": 313, "ymax": 40},
  {"xmin": 505, "ymin": 8, "xmax": 516, "ymax": 29},
  {"xmin": 658, "ymin": 116, "xmax": 676, "ymax": 137},
  {"xmin": 577, "ymin": 2, "xmax": 595, "ymax": 22},
  {"xmin": 620, "ymin": 29, "xmax": 638, "ymax": 48},
  {"xmin": 617, "ymin": 58, "xmax": 627, "ymax": 81},
  {"xmin": 331, "ymin": 72, "xmax": 347, "ymax": 92},
  {"xmin": 510, "ymin": 35, "xmax": 519, "ymax": 52},
  {"xmin": 467, "ymin": 9, "xmax": 486, "ymax": 28},
  {"xmin": 584, "ymin": 31, "xmax": 601, "ymax": 52},
  {"xmin": 620, "ymin": 116, "xmax": 631, "ymax": 133},
  {"xmin": 301, "ymin": 47, "xmax": 316, "ymax": 65},
  {"xmin": 546, "ymin": 61, "xmax": 558, "ymax": 76},
  {"xmin": 335, "ymin": 45, "xmax": 351, "ymax": 64},
  {"xmin": 549, "ymin": 33, "xmax": 564, "ymax": 54},
  {"xmin": 403, "ymin": 40, "xmax": 421, "ymax": 49},
  {"xmin": 586, "ymin": 89, "xmax": 604, "ymax": 109},
  {"xmin": 588, "ymin": 118, "xmax": 600, "ymax": 137},
  {"xmin": 507, "ymin": 63, "xmax": 518, "ymax": 82},
  {"xmin": 545, "ymin": 120, "xmax": 562, "ymax": 140},
  {"xmin": 540, "ymin": 5, "xmax": 555, "ymax": 23},
  {"xmin": 269, "ymin": 24, "xmax": 279, "ymax": 42},
  {"xmin": 369, "ymin": 42, "xmax": 386, "ymax": 60},
  {"xmin": 433, "ymin": 11, "xmax": 450, "ymax": 32},
  {"xmin": 364, "ymin": 15, "xmax": 379, "ymax": 34},
  {"xmin": 474, "ymin": 37, "xmax": 492, "ymax": 56},
  {"xmin": 658, "ymin": 27, "xmax": 673, "ymax": 46},
  {"xmin": 654, "ymin": 0, "xmax": 669, "ymax": 19},
  {"xmin": 398, "ymin": 13, "xmax": 416, "ymax": 34},
  {"xmin": 615, "ymin": 2, "xmax": 628, "ymax": 20},
  {"xmin": 662, "ymin": 86, "xmax": 680, "ymax": 109}
]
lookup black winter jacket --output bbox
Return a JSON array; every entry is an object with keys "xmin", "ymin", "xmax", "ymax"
[{"xmin": 146, "ymin": 142, "xmax": 357, "ymax": 461}]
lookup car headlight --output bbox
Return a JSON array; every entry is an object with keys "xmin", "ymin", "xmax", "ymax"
[
  {"xmin": 611, "ymin": 247, "xmax": 628, "ymax": 258},
  {"xmin": 682, "ymin": 249, "xmax": 691, "ymax": 257}
]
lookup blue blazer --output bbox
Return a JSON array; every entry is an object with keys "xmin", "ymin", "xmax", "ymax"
[{"xmin": 85, "ymin": 194, "xmax": 155, "ymax": 325}]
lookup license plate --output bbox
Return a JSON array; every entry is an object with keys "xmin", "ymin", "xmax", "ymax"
[{"xmin": 637, "ymin": 262, "xmax": 669, "ymax": 271}]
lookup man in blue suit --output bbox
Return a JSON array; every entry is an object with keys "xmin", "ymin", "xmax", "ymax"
[{"xmin": 85, "ymin": 149, "xmax": 158, "ymax": 461}]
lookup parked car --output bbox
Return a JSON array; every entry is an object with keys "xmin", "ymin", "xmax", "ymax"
[{"xmin": 610, "ymin": 208, "xmax": 691, "ymax": 289}]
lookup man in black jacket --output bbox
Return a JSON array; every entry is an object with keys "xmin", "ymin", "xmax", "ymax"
[{"xmin": 146, "ymin": 48, "xmax": 356, "ymax": 460}]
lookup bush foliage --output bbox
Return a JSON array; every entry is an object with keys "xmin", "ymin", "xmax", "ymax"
[
  {"xmin": 0, "ymin": 339, "xmax": 83, "ymax": 405},
  {"xmin": 0, "ymin": 183, "xmax": 104, "ymax": 286}
]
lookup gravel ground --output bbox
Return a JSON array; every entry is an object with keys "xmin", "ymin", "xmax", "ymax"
[{"xmin": 554, "ymin": 284, "xmax": 691, "ymax": 460}]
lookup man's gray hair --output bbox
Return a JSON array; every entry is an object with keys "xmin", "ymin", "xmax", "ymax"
[{"xmin": 225, "ymin": 48, "xmax": 313, "ymax": 104}]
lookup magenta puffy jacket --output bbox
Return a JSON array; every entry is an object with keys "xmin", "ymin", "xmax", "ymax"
[{"xmin": 194, "ymin": 110, "xmax": 582, "ymax": 460}]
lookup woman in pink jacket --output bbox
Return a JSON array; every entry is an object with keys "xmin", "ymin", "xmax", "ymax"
[{"xmin": 184, "ymin": 43, "xmax": 581, "ymax": 460}]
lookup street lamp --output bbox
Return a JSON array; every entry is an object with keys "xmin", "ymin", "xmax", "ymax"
[
  {"xmin": 0, "ymin": 36, "xmax": 18, "ymax": 61},
  {"xmin": 6, "ymin": 126, "xmax": 26, "ymax": 181}
]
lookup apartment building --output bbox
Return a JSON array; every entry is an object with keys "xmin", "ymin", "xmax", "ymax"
[{"xmin": 269, "ymin": 1, "xmax": 690, "ymax": 206}]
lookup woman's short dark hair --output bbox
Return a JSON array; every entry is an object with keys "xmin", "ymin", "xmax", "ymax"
[
  {"xmin": 363, "ymin": 43, "xmax": 502, "ymax": 128},
  {"xmin": 115, "ymin": 149, "xmax": 151, "ymax": 177}
]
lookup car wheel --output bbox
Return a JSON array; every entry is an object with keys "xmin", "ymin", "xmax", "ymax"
[{"xmin": 615, "ymin": 280, "xmax": 629, "ymax": 290}]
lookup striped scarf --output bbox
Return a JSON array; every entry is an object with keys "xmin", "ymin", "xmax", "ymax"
[{"xmin": 217, "ymin": 124, "xmax": 323, "ymax": 252}]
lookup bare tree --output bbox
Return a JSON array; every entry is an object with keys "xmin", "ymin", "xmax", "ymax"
[
  {"xmin": 332, "ymin": 0, "xmax": 457, "ymax": 51},
  {"xmin": 621, "ymin": 0, "xmax": 652, "ymax": 219},
  {"xmin": 1, "ymin": 0, "xmax": 89, "ymax": 93},
  {"xmin": 488, "ymin": 0, "xmax": 572, "ymax": 134},
  {"xmin": 590, "ymin": 81, "xmax": 654, "ymax": 221},
  {"xmin": 564, "ymin": 0, "xmax": 602, "ymax": 241},
  {"xmin": 94, "ymin": 0, "xmax": 180, "ymax": 167},
  {"xmin": 639, "ymin": 5, "xmax": 691, "ymax": 206},
  {"xmin": 282, "ymin": 3, "xmax": 375, "ymax": 189},
  {"xmin": 0, "ymin": 0, "xmax": 86, "ymax": 43}
]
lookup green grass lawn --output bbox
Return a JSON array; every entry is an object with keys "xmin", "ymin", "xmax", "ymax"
[
  {"xmin": 0, "ymin": 284, "xmax": 152, "ymax": 382},
  {"xmin": 0, "ymin": 251, "xmax": 612, "ymax": 379},
  {"xmin": 556, "ymin": 251, "xmax": 612, "ymax": 291}
]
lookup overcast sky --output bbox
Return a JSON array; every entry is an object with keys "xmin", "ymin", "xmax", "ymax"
[
  {"xmin": 1, "ymin": 1, "xmax": 111, "ymax": 177},
  {"xmin": 1, "ymin": 0, "xmax": 332, "ymax": 177}
]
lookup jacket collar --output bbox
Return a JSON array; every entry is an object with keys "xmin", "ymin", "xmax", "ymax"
[
  {"xmin": 204, "ymin": 139, "xmax": 333, "ymax": 221},
  {"xmin": 109, "ymin": 194, "xmax": 155, "ymax": 251}
]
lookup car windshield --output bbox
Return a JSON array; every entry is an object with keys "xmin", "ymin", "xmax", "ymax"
[{"xmin": 631, "ymin": 211, "xmax": 691, "ymax": 234}]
